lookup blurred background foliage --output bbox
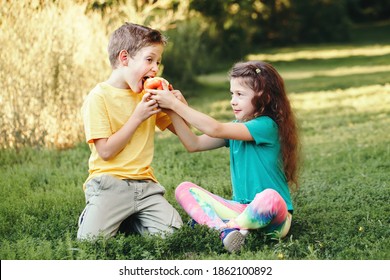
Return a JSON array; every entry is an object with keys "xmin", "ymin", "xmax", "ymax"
[{"xmin": 0, "ymin": 0, "xmax": 388, "ymax": 149}]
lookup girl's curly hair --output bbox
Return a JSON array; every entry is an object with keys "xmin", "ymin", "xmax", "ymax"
[{"xmin": 229, "ymin": 61, "xmax": 300, "ymax": 190}]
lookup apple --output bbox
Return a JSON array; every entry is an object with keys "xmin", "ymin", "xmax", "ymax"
[{"xmin": 143, "ymin": 77, "xmax": 173, "ymax": 90}]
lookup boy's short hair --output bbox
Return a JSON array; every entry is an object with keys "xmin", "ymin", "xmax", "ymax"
[{"xmin": 108, "ymin": 22, "xmax": 167, "ymax": 68}]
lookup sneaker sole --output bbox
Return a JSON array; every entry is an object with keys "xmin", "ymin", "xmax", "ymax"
[{"xmin": 223, "ymin": 231, "xmax": 245, "ymax": 253}]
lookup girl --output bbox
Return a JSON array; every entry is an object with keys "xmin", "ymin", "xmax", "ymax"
[{"xmin": 148, "ymin": 61, "xmax": 300, "ymax": 252}]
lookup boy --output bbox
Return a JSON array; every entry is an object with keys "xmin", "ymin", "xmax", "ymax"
[{"xmin": 77, "ymin": 22, "xmax": 183, "ymax": 240}]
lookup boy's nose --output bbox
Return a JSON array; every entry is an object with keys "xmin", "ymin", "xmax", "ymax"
[{"xmin": 152, "ymin": 63, "xmax": 159, "ymax": 72}]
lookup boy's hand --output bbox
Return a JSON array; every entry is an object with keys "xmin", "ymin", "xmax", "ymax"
[{"xmin": 133, "ymin": 92, "xmax": 161, "ymax": 122}]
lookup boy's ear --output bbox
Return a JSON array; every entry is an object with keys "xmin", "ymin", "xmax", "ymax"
[{"xmin": 119, "ymin": 50, "xmax": 129, "ymax": 66}]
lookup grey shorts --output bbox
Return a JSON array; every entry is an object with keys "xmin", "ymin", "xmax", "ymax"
[{"xmin": 77, "ymin": 174, "xmax": 183, "ymax": 240}]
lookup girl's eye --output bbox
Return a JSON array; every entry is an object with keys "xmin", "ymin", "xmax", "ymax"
[{"xmin": 230, "ymin": 92, "xmax": 242, "ymax": 97}]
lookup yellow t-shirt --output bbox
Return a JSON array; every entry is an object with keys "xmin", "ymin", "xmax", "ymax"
[{"xmin": 81, "ymin": 82, "xmax": 171, "ymax": 186}]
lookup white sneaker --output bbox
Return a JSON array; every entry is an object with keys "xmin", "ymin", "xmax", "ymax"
[
  {"xmin": 220, "ymin": 228, "xmax": 246, "ymax": 253},
  {"xmin": 239, "ymin": 229, "xmax": 249, "ymax": 237}
]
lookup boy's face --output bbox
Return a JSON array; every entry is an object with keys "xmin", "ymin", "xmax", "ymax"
[{"xmin": 124, "ymin": 44, "xmax": 164, "ymax": 93}]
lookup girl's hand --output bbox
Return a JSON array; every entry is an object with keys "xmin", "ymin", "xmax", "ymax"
[
  {"xmin": 147, "ymin": 82, "xmax": 188, "ymax": 109},
  {"xmin": 171, "ymin": 89, "xmax": 188, "ymax": 106},
  {"xmin": 148, "ymin": 89, "xmax": 176, "ymax": 109},
  {"xmin": 146, "ymin": 89, "xmax": 180, "ymax": 109}
]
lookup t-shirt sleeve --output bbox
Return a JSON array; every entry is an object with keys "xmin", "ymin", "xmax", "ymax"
[
  {"xmin": 244, "ymin": 117, "xmax": 278, "ymax": 145},
  {"xmin": 82, "ymin": 93, "xmax": 112, "ymax": 143},
  {"xmin": 155, "ymin": 111, "xmax": 172, "ymax": 131}
]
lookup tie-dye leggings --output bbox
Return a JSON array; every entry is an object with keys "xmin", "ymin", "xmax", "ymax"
[{"xmin": 175, "ymin": 181, "xmax": 292, "ymax": 238}]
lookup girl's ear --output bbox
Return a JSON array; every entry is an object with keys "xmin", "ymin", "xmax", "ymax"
[{"xmin": 118, "ymin": 50, "xmax": 129, "ymax": 66}]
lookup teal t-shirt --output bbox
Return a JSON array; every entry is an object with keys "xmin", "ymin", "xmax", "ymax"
[{"xmin": 226, "ymin": 116, "xmax": 293, "ymax": 211}]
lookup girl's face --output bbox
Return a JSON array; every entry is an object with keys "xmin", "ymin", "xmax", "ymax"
[
  {"xmin": 229, "ymin": 77, "xmax": 257, "ymax": 122},
  {"xmin": 124, "ymin": 44, "xmax": 164, "ymax": 93}
]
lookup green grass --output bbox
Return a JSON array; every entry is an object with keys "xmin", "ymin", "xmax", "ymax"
[{"xmin": 1, "ymin": 23, "xmax": 390, "ymax": 260}]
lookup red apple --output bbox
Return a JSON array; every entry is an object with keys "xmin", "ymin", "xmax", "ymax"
[{"xmin": 143, "ymin": 77, "xmax": 173, "ymax": 90}]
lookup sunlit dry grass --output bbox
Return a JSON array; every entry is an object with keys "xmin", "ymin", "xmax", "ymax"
[{"xmin": 0, "ymin": 1, "xmax": 109, "ymax": 149}]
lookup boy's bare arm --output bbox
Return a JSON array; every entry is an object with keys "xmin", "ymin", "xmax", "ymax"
[{"xmin": 94, "ymin": 93, "xmax": 160, "ymax": 161}]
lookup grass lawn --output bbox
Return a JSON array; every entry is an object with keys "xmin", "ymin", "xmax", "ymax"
[{"xmin": 1, "ymin": 23, "xmax": 389, "ymax": 260}]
